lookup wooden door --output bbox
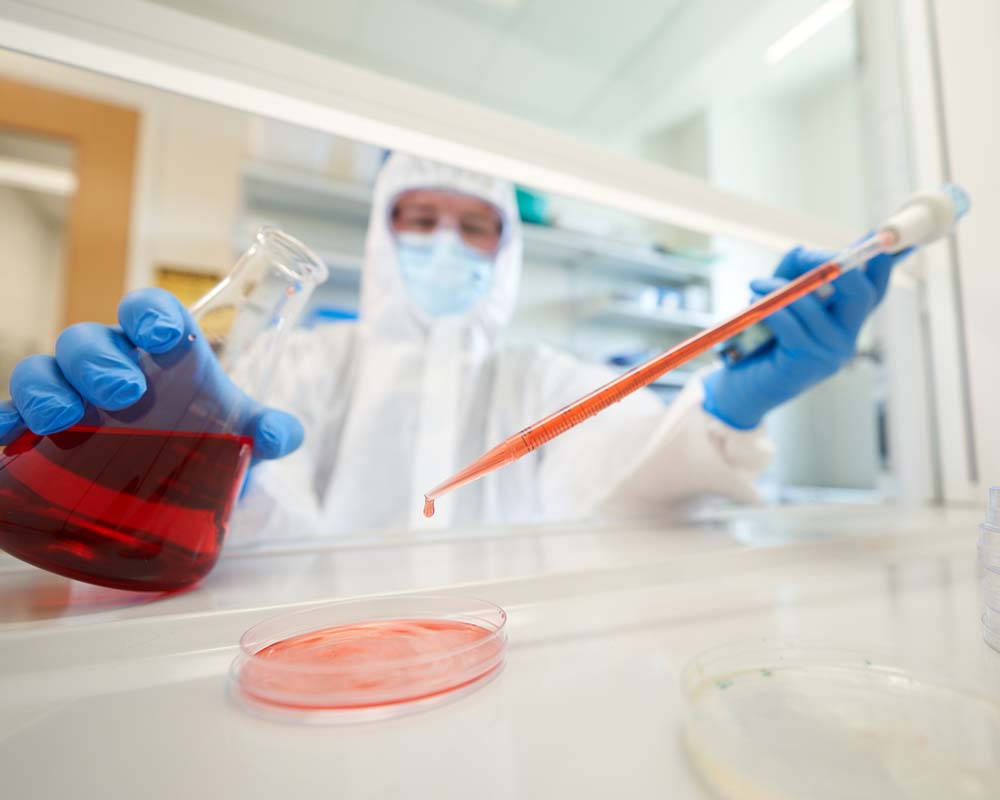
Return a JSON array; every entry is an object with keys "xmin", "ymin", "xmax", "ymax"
[{"xmin": 0, "ymin": 76, "xmax": 138, "ymax": 326}]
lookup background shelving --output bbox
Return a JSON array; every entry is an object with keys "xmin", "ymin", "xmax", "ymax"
[{"xmin": 238, "ymin": 161, "xmax": 717, "ymax": 401}]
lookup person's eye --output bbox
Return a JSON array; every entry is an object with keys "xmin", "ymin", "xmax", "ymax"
[
  {"xmin": 461, "ymin": 221, "xmax": 493, "ymax": 237},
  {"xmin": 400, "ymin": 214, "xmax": 437, "ymax": 231}
]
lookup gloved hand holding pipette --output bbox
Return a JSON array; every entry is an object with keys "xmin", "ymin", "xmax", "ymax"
[
  {"xmin": 422, "ymin": 183, "xmax": 968, "ymax": 515},
  {"xmin": 0, "ymin": 288, "xmax": 304, "ymax": 459},
  {"xmin": 701, "ymin": 245, "xmax": 911, "ymax": 430}
]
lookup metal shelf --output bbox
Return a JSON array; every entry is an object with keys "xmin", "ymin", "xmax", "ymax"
[
  {"xmin": 242, "ymin": 161, "xmax": 373, "ymax": 224},
  {"xmin": 584, "ymin": 301, "xmax": 717, "ymax": 334},
  {"xmin": 240, "ymin": 162, "xmax": 715, "ymax": 287},
  {"xmin": 522, "ymin": 223, "xmax": 712, "ymax": 285}
]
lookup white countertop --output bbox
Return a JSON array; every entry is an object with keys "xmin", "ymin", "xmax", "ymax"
[{"xmin": 0, "ymin": 505, "xmax": 995, "ymax": 799}]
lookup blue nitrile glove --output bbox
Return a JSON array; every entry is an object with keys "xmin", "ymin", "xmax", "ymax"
[
  {"xmin": 0, "ymin": 288, "xmax": 303, "ymax": 460},
  {"xmin": 702, "ymin": 245, "xmax": 911, "ymax": 430}
]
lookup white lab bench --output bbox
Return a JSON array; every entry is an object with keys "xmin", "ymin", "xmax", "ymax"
[{"xmin": 0, "ymin": 505, "xmax": 995, "ymax": 799}]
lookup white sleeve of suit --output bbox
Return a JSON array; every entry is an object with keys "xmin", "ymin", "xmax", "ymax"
[
  {"xmin": 536, "ymin": 360, "xmax": 773, "ymax": 521},
  {"xmin": 226, "ymin": 328, "xmax": 349, "ymax": 546}
]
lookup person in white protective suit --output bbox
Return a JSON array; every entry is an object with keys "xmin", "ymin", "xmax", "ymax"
[
  {"xmin": 230, "ymin": 154, "xmax": 773, "ymax": 540},
  {"xmin": 2, "ymin": 153, "xmax": 903, "ymax": 541}
]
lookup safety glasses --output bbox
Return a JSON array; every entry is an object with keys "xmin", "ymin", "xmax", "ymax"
[{"xmin": 390, "ymin": 189, "xmax": 504, "ymax": 255}]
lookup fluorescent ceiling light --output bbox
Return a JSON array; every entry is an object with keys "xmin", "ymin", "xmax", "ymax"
[
  {"xmin": 764, "ymin": 0, "xmax": 853, "ymax": 66},
  {"xmin": 0, "ymin": 156, "xmax": 76, "ymax": 196}
]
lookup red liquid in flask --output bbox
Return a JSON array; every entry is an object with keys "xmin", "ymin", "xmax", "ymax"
[{"xmin": 0, "ymin": 426, "xmax": 252, "ymax": 591}]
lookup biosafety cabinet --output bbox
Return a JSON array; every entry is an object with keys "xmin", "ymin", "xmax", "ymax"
[
  {"xmin": 0, "ymin": 0, "xmax": 992, "ymax": 504},
  {"xmin": 0, "ymin": 3, "xmax": 999, "ymax": 797}
]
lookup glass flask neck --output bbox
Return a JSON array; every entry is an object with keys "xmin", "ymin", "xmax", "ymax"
[
  {"xmin": 239, "ymin": 226, "xmax": 328, "ymax": 289},
  {"xmin": 189, "ymin": 226, "xmax": 329, "ymax": 401}
]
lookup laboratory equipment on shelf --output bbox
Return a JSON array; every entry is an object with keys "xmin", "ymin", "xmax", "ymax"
[
  {"xmin": 423, "ymin": 185, "xmax": 970, "ymax": 515},
  {"xmin": 0, "ymin": 227, "xmax": 328, "ymax": 591}
]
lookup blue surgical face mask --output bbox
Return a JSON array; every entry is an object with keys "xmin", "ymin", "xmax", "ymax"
[{"xmin": 395, "ymin": 230, "xmax": 496, "ymax": 317}]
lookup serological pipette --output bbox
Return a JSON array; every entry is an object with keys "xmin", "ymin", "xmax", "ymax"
[{"xmin": 423, "ymin": 184, "xmax": 969, "ymax": 517}]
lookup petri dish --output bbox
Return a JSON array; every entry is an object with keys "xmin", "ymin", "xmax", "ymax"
[
  {"xmin": 983, "ymin": 615, "xmax": 1000, "ymax": 653},
  {"xmin": 985, "ymin": 607, "xmax": 1000, "ymax": 630},
  {"xmin": 983, "ymin": 572, "xmax": 1000, "ymax": 610},
  {"xmin": 681, "ymin": 643, "xmax": 1000, "ymax": 800},
  {"xmin": 230, "ymin": 594, "xmax": 506, "ymax": 723},
  {"xmin": 980, "ymin": 523, "xmax": 1000, "ymax": 550},
  {"xmin": 979, "ymin": 538, "xmax": 1000, "ymax": 572}
]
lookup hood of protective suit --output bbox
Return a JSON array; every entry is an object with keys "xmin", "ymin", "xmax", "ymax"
[
  {"xmin": 320, "ymin": 154, "xmax": 522, "ymax": 532},
  {"xmin": 358, "ymin": 153, "xmax": 522, "ymax": 340}
]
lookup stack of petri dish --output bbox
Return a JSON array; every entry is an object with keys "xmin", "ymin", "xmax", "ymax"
[{"xmin": 980, "ymin": 487, "xmax": 1000, "ymax": 652}]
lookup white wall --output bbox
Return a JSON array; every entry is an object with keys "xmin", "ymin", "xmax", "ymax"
[
  {"xmin": 706, "ymin": 98, "xmax": 792, "ymax": 316},
  {"xmin": 795, "ymin": 72, "xmax": 866, "ymax": 231},
  {"xmin": 708, "ymin": 71, "xmax": 866, "ymax": 238},
  {"xmin": 853, "ymin": 0, "xmax": 935, "ymax": 504},
  {"xmin": 931, "ymin": 0, "xmax": 1000, "ymax": 496},
  {"xmin": 144, "ymin": 94, "xmax": 249, "ymax": 273},
  {"xmin": 639, "ymin": 113, "xmax": 711, "ymax": 253},
  {"xmin": 706, "ymin": 70, "xmax": 881, "ymax": 492},
  {"xmin": 0, "ymin": 186, "xmax": 64, "ymax": 396}
]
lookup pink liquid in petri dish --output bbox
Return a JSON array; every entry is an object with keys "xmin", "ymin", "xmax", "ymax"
[{"xmin": 239, "ymin": 618, "xmax": 504, "ymax": 710}]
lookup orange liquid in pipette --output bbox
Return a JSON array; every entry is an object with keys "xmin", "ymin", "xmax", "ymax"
[{"xmin": 423, "ymin": 258, "xmax": 844, "ymax": 511}]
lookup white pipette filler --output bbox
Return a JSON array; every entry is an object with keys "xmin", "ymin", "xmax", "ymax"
[{"xmin": 719, "ymin": 184, "xmax": 970, "ymax": 365}]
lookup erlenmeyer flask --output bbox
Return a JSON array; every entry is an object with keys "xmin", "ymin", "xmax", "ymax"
[{"xmin": 0, "ymin": 227, "xmax": 328, "ymax": 591}]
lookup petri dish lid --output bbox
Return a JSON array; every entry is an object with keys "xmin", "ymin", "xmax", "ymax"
[
  {"xmin": 978, "ymin": 523, "xmax": 1000, "ymax": 550},
  {"xmin": 977, "ymin": 542, "xmax": 1000, "ymax": 572},
  {"xmin": 231, "ymin": 594, "xmax": 506, "ymax": 723},
  {"xmin": 983, "ymin": 615, "xmax": 1000, "ymax": 653},
  {"xmin": 681, "ymin": 643, "xmax": 1000, "ymax": 800},
  {"xmin": 986, "ymin": 607, "xmax": 1000, "ymax": 629},
  {"xmin": 984, "ymin": 573, "xmax": 1000, "ymax": 612}
]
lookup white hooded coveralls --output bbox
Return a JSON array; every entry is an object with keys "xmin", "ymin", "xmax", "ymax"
[{"xmin": 232, "ymin": 155, "xmax": 772, "ymax": 542}]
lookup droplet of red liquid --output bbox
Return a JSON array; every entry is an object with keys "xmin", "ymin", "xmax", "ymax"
[{"xmin": 423, "ymin": 496, "xmax": 435, "ymax": 518}]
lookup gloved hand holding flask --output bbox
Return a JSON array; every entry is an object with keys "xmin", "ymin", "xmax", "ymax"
[
  {"xmin": 1, "ymin": 288, "xmax": 303, "ymax": 454},
  {"xmin": 0, "ymin": 227, "xmax": 326, "ymax": 591}
]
